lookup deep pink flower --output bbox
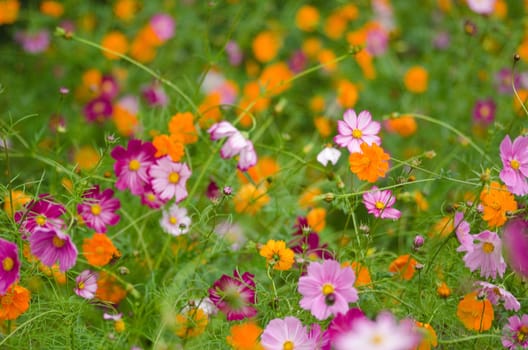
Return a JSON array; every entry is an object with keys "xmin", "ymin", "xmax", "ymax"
[
  {"xmin": 111, "ymin": 139, "xmax": 156, "ymax": 195},
  {"xmin": 499, "ymin": 135, "xmax": 528, "ymax": 195},
  {"xmin": 502, "ymin": 314, "xmax": 528, "ymax": 349},
  {"xmin": 290, "ymin": 217, "xmax": 333, "ymax": 260},
  {"xmin": 15, "ymin": 194, "xmax": 66, "ymax": 236},
  {"xmin": 323, "ymin": 308, "xmax": 366, "ymax": 350},
  {"xmin": 334, "ymin": 109, "xmax": 381, "ymax": 153},
  {"xmin": 503, "ymin": 218, "xmax": 528, "ymax": 278},
  {"xmin": 29, "ymin": 227, "xmax": 78, "ymax": 271},
  {"xmin": 463, "ymin": 230, "xmax": 506, "ymax": 279},
  {"xmin": 142, "ymin": 83, "xmax": 169, "ymax": 107},
  {"xmin": 160, "ymin": 203, "xmax": 191, "ymax": 236},
  {"xmin": 208, "ymin": 270, "xmax": 256, "ymax": 321},
  {"xmin": 298, "ymin": 260, "xmax": 358, "ymax": 320},
  {"xmin": 99, "ymin": 75, "xmax": 120, "ymax": 100},
  {"xmin": 150, "ymin": 14, "xmax": 175, "ymax": 42},
  {"xmin": 0, "ymin": 239, "xmax": 20, "ymax": 295},
  {"xmin": 77, "ymin": 185, "xmax": 120, "ymax": 233},
  {"xmin": 362, "ymin": 187, "xmax": 401, "ymax": 220},
  {"xmin": 289, "ymin": 50, "xmax": 308, "ymax": 73},
  {"xmin": 476, "ymin": 281, "xmax": 520, "ymax": 311},
  {"xmin": 83, "ymin": 96, "xmax": 113, "ymax": 123},
  {"xmin": 261, "ymin": 316, "xmax": 316, "ymax": 350},
  {"xmin": 74, "ymin": 270, "xmax": 98, "ymax": 299},
  {"xmin": 472, "ymin": 98, "xmax": 496, "ymax": 125},
  {"xmin": 149, "ymin": 157, "xmax": 191, "ymax": 202}
]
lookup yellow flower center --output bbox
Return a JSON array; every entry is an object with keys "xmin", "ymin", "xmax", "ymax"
[
  {"xmin": 352, "ymin": 129, "xmax": 362, "ymax": 139},
  {"xmin": 482, "ymin": 242, "xmax": 495, "ymax": 254},
  {"xmin": 128, "ymin": 159, "xmax": 141, "ymax": 171},
  {"xmin": 322, "ymin": 283, "xmax": 334, "ymax": 296},
  {"xmin": 169, "ymin": 216, "xmax": 178, "ymax": 225},
  {"xmin": 283, "ymin": 341, "xmax": 294, "ymax": 350},
  {"xmin": 375, "ymin": 201, "xmax": 385, "ymax": 209},
  {"xmin": 371, "ymin": 334, "xmax": 383, "ymax": 344},
  {"xmin": 52, "ymin": 236, "xmax": 66, "ymax": 248},
  {"xmin": 518, "ymin": 325, "xmax": 528, "ymax": 342},
  {"xmin": 35, "ymin": 215, "xmax": 47, "ymax": 226},
  {"xmin": 511, "ymin": 159, "xmax": 520, "ymax": 170},
  {"xmin": 168, "ymin": 172, "xmax": 180, "ymax": 184},
  {"xmin": 90, "ymin": 204, "xmax": 102, "ymax": 215},
  {"xmin": 147, "ymin": 193, "xmax": 156, "ymax": 202},
  {"xmin": 2, "ymin": 257, "xmax": 14, "ymax": 272},
  {"xmin": 78, "ymin": 281, "xmax": 85, "ymax": 290}
]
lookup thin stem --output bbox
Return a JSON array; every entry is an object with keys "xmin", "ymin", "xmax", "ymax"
[{"xmin": 438, "ymin": 334, "xmax": 501, "ymax": 344}]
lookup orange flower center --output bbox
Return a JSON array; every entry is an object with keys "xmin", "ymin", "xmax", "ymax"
[
  {"xmin": 90, "ymin": 204, "xmax": 102, "ymax": 215},
  {"xmin": 375, "ymin": 201, "xmax": 385, "ymax": 209},
  {"xmin": 518, "ymin": 325, "xmax": 528, "ymax": 342},
  {"xmin": 95, "ymin": 246, "xmax": 104, "ymax": 254},
  {"xmin": 322, "ymin": 283, "xmax": 334, "ymax": 296},
  {"xmin": 511, "ymin": 159, "xmax": 520, "ymax": 170},
  {"xmin": 482, "ymin": 242, "xmax": 494, "ymax": 254},
  {"xmin": 2, "ymin": 257, "xmax": 14, "ymax": 272},
  {"xmin": 52, "ymin": 236, "xmax": 66, "ymax": 248},
  {"xmin": 93, "ymin": 101, "xmax": 105, "ymax": 114},
  {"xmin": 169, "ymin": 216, "xmax": 178, "ymax": 225},
  {"xmin": 168, "ymin": 172, "xmax": 180, "ymax": 184},
  {"xmin": 128, "ymin": 159, "xmax": 140, "ymax": 171},
  {"xmin": 352, "ymin": 128, "xmax": 362, "ymax": 138},
  {"xmin": 480, "ymin": 105, "xmax": 490, "ymax": 117},
  {"xmin": 35, "ymin": 215, "xmax": 47, "ymax": 226},
  {"xmin": 283, "ymin": 341, "xmax": 294, "ymax": 350}
]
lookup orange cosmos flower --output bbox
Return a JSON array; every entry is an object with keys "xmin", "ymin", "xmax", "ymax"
[
  {"xmin": 0, "ymin": 285, "xmax": 30, "ymax": 320},
  {"xmin": 298, "ymin": 187, "xmax": 322, "ymax": 209},
  {"xmin": 113, "ymin": 0, "xmax": 138, "ymax": 21},
  {"xmin": 324, "ymin": 12, "xmax": 347, "ymax": 40},
  {"xmin": 40, "ymin": 1, "xmax": 63, "ymax": 17},
  {"xmin": 233, "ymin": 184, "xmax": 270, "ymax": 215},
  {"xmin": 437, "ymin": 281, "xmax": 451, "ymax": 298},
  {"xmin": 456, "ymin": 291, "xmax": 494, "ymax": 332},
  {"xmin": 259, "ymin": 240, "xmax": 295, "ymax": 271},
  {"xmin": 389, "ymin": 254, "xmax": 417, "ymax": 280},
  {"xmin": 226, "ymin": 322, "xmax": 264, "ymax": 350},
  {"xmin": 337, "ymin": 80, "xmax": 358, "ymax": 108},
  {"xmin": 74, "ymin": 145, "xmax": 101, "ymax": 171},
  {"xmin": 113, "ymin": 104, "xmax": 139, "ymax": 137},
  {"xmin": 175, "ymin": 307, "xmax": 208, "ymax": 338},
  {"xmin": 307, "ymin": 207, "xmax": 326, "ymax": 232},
  {"xmin": 480, "ymin": 181, "xmax": 517, "ymax": 228},
  {"xmin": 101, "ymin": 31, "xmax": 129, "ymax": 60},
  {"xmin": 0, "ymin": 0, "xmax": 20, "ymax": 25},
  {"xmin": 95, "ymin": 271, "xmax": 127, "ymax": 304},
  {"xmin": 404, "ymin": 66, "xmax": 428, "ymax": 94},
  {"xmin": 349, "ymin": 143, "xmax": 390, "ymax": 183},
  {"xmin": 385, "ymin": 115, "xmax": 418, "ymax": 137},
  {"xmin": 152, "ymin": 134, "xmax": 184, "ymax": 162},
  {"xmin": 168, "ymin": 112, "xmax": 198, "ymax": 144},
  {"xmin": 342, "ymin": 261, "xmax": 372, "ymax": 287},
  {"xmin": 3, "ymin": 190, "xmax": 31, "ymax": 217},
  {"xmin": 259, "ymin": 62, "xmax": 293, "ymax": 96},
  {"xmin": 82, "ymin": 233, "xmax": 120, "ymax": 267},
  {"xmin": 295, "ymin": 5, "xmax": 320, "ymax": 32},
  {"xmin": 252, "ymin": 31, "xmax": 280, "ymax": 63},
  {"xmin": 239, "ymin": 156, "xmax": 280, "ymax": 185},
  {"xmin": 414, "ymin": 322, "xmax": 438, "ymax": 350},
  {"xmin": 314, "ymin": 116, "xmax": 332, "ymax": 138}
]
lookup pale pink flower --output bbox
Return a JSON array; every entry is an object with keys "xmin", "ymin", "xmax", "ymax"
[
  {"xmin": 476, "ymin": 281, "xmax": 520, "ymax": 312},
  {"xmin": 455, "ymin": 211, "xmax": 472, "ymax": 253},
  {"xmin": 467, "ymin": 0, "xmax": 496, "ymax": 15},
  {"xmin": 334, "ymin": 109, "xmax": 381, "ymax": 153},
  {"xmin": 499, "ymin": 135, "xmax": 528, "ymax": 195},
  {"xmin": 160, "ymin": 203, "xmax": 191, "ymax": 236},
  {"xmin": 150, "ymin": 14, "xmax": 175, "ymax": 41},
  {"xmin": 317, "ymin": 145, "xmax": 341, "ymax": 166},
  {"xmin": 74, "ymin": 270, "xmax": 98, "ymax": 299},
  {"xmin": 261, "ymin": 316, "xmax": 315, "ymax": 350},
  {"xmin": 207, "ymin": 121, "xmax": 257, "ymax": 171},
  {"xmin": 362, "ymin": 187, "xmax": 400, "ymax": 220},
  {"xmin": 463, "ymin": 230, "xmax": 506, "ymax": 279},
  {"xmin": 149, "ymin": 157, "xmax": 191, "ymax": 202},
  {"xmin": 298, "ymin": 260, "xmax": 358, "ymax": 320}
]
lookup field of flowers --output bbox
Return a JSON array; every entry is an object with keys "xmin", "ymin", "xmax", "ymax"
[{"xmin": 1, "ymin": 0, "xmax": 528, "ymax": 349}]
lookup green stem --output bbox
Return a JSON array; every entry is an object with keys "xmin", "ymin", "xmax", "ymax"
[{"xmin": 438, "ymin": 334, "xmax": 501, "ymax": 344}]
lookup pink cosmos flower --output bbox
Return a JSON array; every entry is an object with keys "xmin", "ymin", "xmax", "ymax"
[
  {"xmin": 261, "ymin": 316, "xmax": 316, "ymax": 350},
  {"xmin": 29, "ymin": 227, "xmax": 78, "ymax": 271},
  {"xmin": 0, "ymin": 239, "xmax": 20, "ymax": 295},
  {"xmin": 503, "ymin": 218, "xmax": 528, "ymax": 278},
  {"xmin": 334, "ymin": 109, "xmax": 381, "ymax": 153},
  {"xmin": 334, "ymin": 312, "xmax": 420, "ymax": 350},
  {"xmin": 467, "ymin": 0, "xmax": 496, "ymax": 15},
  {"xmin": 160, "ymin": 204, "xmax": 191, "ymax": 236},
  {"xmin": 208, "ymin": 270, "xmax": 256, "ymax": 321},
  {"xmin": 150, "ymin": 14, "xmax": 175, "ymax": 42},
  {"xmin": 476, "ymin": 281, "xmax": 520, "ymax": 312},
  {"xmin": 317, "ymin": 145, "xmax": 341, "ymax": 166},
  {"xmin": 207, "ymin": 121, "xmax": 257, "ymax": 171},
  {"xmin": 454, "ymin": 211, "xmax": 472, "ymax": 253},
  {"xmin": 323, "ymin": 308, "xmax": 366, "ymax": 350},
  {"xmin": 77, "ymin": 185, "xmax": 120, "ymax": 233},
  {"xmin": 499, "ymin": 135, "xmax": 528, "ymax": 195},
  {"xmin": 74, "ymin": 270, "xmax": 98, "ymax": 299},
  {"xmin": 140, "ymin": 183, "xmax": 168, "ymax": 209},
  {"xmin": 111, "ymin": 139, "xmax": 156, "ymax": 196},
  {"xmin": 15, "ymin": 194, "xmax": 66, "ymax": 237},
  {"xmin": 15, "ymin": 30, "xmax": 50, "ymax": 54},
  {"xmin": 472, "ymin": 98, "xmax": 496, "ymax": 125},
  {"xmin": 463, "ymin": 230, "xmax": 506, "ymax": 279},
  {"xmin": 83, "ymin": 96, "xmax": 113, "ymax": 123},
  {"xmin": 149, "ymin": 157, "xmax": 191, "ymax": 202},
  {"xmin": 298, "ymin": 260, "xmax": 358, "ymax": 320},
  {"xmin": 366, "ymin": 27, "xmax": 389, "ymax": 56},
  {"xmin": 226, "ymin": 40, "xmax": 243, "ymax": 66},
  {"xmin": 502, "ymin": 314, "xmax": 528, "ymax": 349},
  {"xmin": 142, "ymin": 83, "xmax": 169, "ymax": 107},
  {"xmin": 362, "ymin": 187, "xmax": 401, "ymax": 220},
  {"xmin": 100, "ymin": 75, "xmax": 120, "ymax": 99}
]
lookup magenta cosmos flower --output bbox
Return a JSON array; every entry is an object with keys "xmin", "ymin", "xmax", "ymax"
[
  {"xmin": 15, "ymin": 194, "xmax": 66, "ymax": 236},
  {"xmin": 261, "ymin": 316, "xmax": 316, "ymax": 350},
  {"xmin": 362, "ymin": 187, "xmax": 401, "ymax": 220},
  {"xmin": 334, "ymin": 109, "xmax": 381, "ymax": 153},
  {"xmin": 208, "ymin": 121, "xmax": 257, "ymax": 171},
  {"xmin": 208, "ymin": 270, "xmax": 256, "ymax": 321},
  {"xmin": 323, "ymin": 308, "xmax": 366, "ymax": 350},
  {"xmin": 298, "ymin": 260, "xmax": 358, "ymax": 320},
  {"xmin": 111, "ymin": 139, "xmax": 156, "ymax": 196},
  {"xmin": 83, "ymin": 96, "xmax": 113, "ymax": 123},
  {"xmin": 499, "ymin": 135, "xmax": 528, "ymax": 195},
  {"xmin": 74, "ymin": 270, "xmax": 98, "ymax": 299},
  {"xmin": 333, "ymin": 312, "xmax": 420, "ymax": 350},
  {"xmin": 475, "ymin": 281, "xmax": 520, "ymax": 312},
  {"xmin": 0, "ymin": 239, "xmax": 20, "ymax": 295},
  {"xmin": 472, "ymin": 98, "xmax": 496, "ymax": 125},
  {"xmin": 502, "ymin": 314, "xmax": 528, "ymax": 349},
  {"xmin": 160, "ymin": 203, "xmax": 191, "ymax": 236},
  {"xmin": 29, "ymin": 227, "xmax": 78, "ymax": 271},
  {"xmin": 462, "ymin": 230, "xmax": 506, "ymax": 279},
  {"xmin": 149, "ymin": 156, "xmax": 191, "ymax": 202},
  {"xmin": 503, "ymin": 218, "xmax": 528, "ymax": 278},
  {"xmin": 77, "ymin": 185, "xmax": 120, "ymax": 233}
]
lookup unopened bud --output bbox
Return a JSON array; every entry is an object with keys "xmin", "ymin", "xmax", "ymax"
[
  {"xmin": 424, "ymin": 150, "xmax": 436, "ymax": 159},
  {"xmin": 324, "ymin": 193, "xmax": 335, "ymax": 202},
  {"xmin": 514, "ymin": 53, "xmax": 521, "ymax": 62},
  {"xmin": 413, "ymin": 235, "xmax": 425, "ymax": 248}
]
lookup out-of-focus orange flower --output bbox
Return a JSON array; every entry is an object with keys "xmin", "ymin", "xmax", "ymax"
[
  {"xmin": 437, "ymin": 0, "xmax": 452, "ymax": 12},
  {"xmin": 175, "ymin": 307, "xmax": 208, "ymax": 338},
  {"xmin": 456, "ymin": 292, "xmax": 494, "ymax": 332},
  {"xmin": 239, "ymin": 156, "xmax": 280, "ymax": 185},
  {"xmin": 337, "ymin": 80, "xmax": 358, "ymax": 108},
  {"xmin": 343, "ymin": 261, "xmax": 372, "ymax": 287},
  {"xmin": 429, "ymin": 216, "xmax": 454, "ymax": 237},
  {"xmin": 252, "ymin": 31, "xmax": 280, "ymax": 63},
  {"xmin": 152, "ymin": 134, "xmax": 185, "ymax": 162},
  {"xmin": 389, "ymin": 254, "xmax": 417, "ymax": 280},
  {"xmin": 513, "ymin": 89, "xmax": 528, "ymax": 116},
  {"xmin": 480, "ymin": 181, "xmax": 517, "ymax": 228},
  {"xmin": 40, "ymin": 1, "xmax": 63, "ymax": 17},
  {"xmin": 318, "ymin": 49, "xmax": 338, "ymax": 73},
  {"xmin": 414, "ymin": 322, "xmax": 438, "ymax": 350},
  {"xmin": 82, "ymin": 233, "xmax": 120, "ymax": 267},
  {"xmin": 95, "ymin": 271, "xmax": 127, "ymax": 304},
  {"xmin": 339, "ymin": 4, "xmax": 359, "ymax": 20},
  {"xmin": 0, "ymin": 0, "xmax": 20, "ymax": 24},
  {"xmin": 113, "ymin": 0, "xmax": 138, "ymax": 21},
  {"xmin": 226, "ymin": 322, "xmax": 263, "ymax": 350},
  {"xmin": 130, "ymin": 37, "xmax": 157, "ymax": 63},
  {"xmin": 309, "ymin": 95, "xmax": 325, "ymax": 113},
  {"xmin": 314, "ymin": 117, "xmax": 332, "ymax": 138},
  {"xmin": 385, "ymin": 115, "xmax": 417, "ymax": 137},
  {"xmin": 355, "ymin": 49, "xmax": 376, "ymax": 80},
  {"xmin": 404, "ymin": 66, "xmax": 428, "ymax": 94},
  {"xmin": 198, "ymin": 92, "xmax": 222, "ymax": 129},
  {"xmin": 113, "ymin": 104, "xmax": 139, "ymax": 137},
  {"xmin": 296, "ymin": 5, "xmax": 319, "ymax": 32},
  {"xmin": 74, "ymin": 145, "xmax": 101, "ymax": 171},
  {"xmin": 233, "ymin": 184, "xmax": 270, "ymax": 215},
  {"xmin": 169, "ymin": 112, "xmax": 198, "ymax": 144},
  {"xmin": 0, "ymin": 285, "xmax": 30, "ymax": 320},
  {"xmin": 307, "ymin": 207, "xmax": 326, "ymax": 232},
  {"xmin": 302, "ymin": 37, "xmax": 322, "ymax": 58},
  {"xmin": 3, "ymin": 190, "xmax": 31, "ymax": 217},
  {"xmin": 324, "ymin": 12, "xmax": 347, "ymax": 40},
  {"xmin": 437, "ymin": 281, "xmax": 451, "ymax": 298},
  {"xmin": 349, "ymin": 143, "xmax": 390, "ymax": 183},
  {"xmin": 259, "ymin": 62, "xmax": 293, "ymax": 96},
  {"xmin": 414, "ymin": 191, "xmax": 429, "ymax": 211},
  {"xmin": 259, "ymin": 240, "xmax": 295, "ymax": 271},
  {"xmin": 101, "ymin": 31, "xmax": 129, "ymax": 60},
  {"xmin": 493, "ymin": 0, "xmax": 507, "ymax": 19}
]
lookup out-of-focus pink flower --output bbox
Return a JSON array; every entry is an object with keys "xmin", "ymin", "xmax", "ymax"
[
  {"xmin": 503, "ymin": 218, "xmax": 528, "ymax": 278},
  {"xmin": 150, "ymin": 14, "xmax": 175, "ymax": 42},
  {"xmin": 467, "ymin": 0, "xmax": 496, "ymax": 15},
  {"xmin": 15, "ymin": 30, "xmax": 50, "ymax": 54}
]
